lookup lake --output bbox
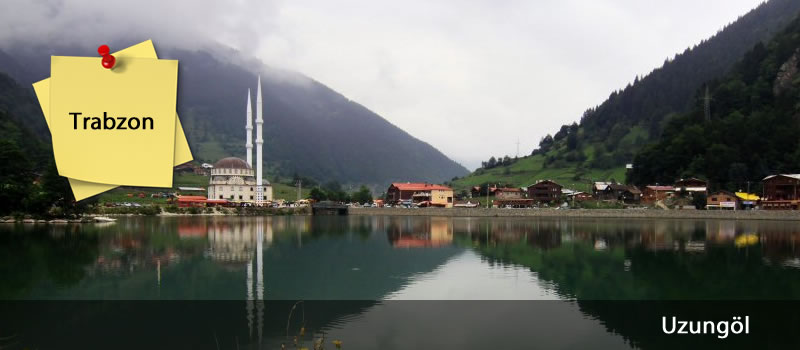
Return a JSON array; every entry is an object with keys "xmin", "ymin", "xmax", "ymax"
[{"xmin": 2, "ymin": 216, "xmax": 800, "ymax": 349}]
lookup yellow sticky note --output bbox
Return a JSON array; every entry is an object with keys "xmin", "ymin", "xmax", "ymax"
[
  {"xmin": 33, "ymin": 40, "xmax": 193, "ymax": 200},
  {"xmin": 50, "ymin": 56, "xmax": 178, "ymax": 187}
]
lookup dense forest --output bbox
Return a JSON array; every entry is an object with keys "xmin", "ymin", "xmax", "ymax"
[
  {"xmin": 0, "ymin": 73, "xmax": 88, "ymax": 217},
  {"xmin": 564, "ymin": 0, "xmax": 800, "ymax": 168},
  {"xmin": 629, "ymin": 15, "xmax": 800, "ymax": 190}
]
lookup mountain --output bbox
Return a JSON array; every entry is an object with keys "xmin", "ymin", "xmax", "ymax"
[
  {"xmin": 0, "ymin": 43, "xmax": 468, "ymax": 187},
  {"xmin": 451, "ymin": 0, "xmax": 800, "ymax": 192},
  {"xmin": 629, "ymin": 15, "xmax": 800, "ymax": 190}
]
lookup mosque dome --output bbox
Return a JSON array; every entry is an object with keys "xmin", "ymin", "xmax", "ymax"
[{"xmin": 214, "ymin": 157, "xmax": 251, "ymax": 169}]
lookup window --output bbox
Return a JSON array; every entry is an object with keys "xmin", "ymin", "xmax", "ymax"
[
  {"xmin": 239, "ymin": 195, "xmax": 243, "ymax": 200},
  {"xmin": 250, "ymin": 195, "xmax": 254, "ymax": 200},
  {"xmin": 711, "ymin": 197, "xmax": 717, "ymax": 201},
  {"xmin": 219, "ymin": 195, "xmax": 223, "ymax": 199}
]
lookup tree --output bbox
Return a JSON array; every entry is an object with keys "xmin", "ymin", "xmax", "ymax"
[
  {"xmin": 554, "ymin": 125, "xmax": 570, "ymax": 141},
  {"xmin": 487, "ymin": 156, "xmax": 497, "ymax": 169},
  {"xmin": 692, "ymin": 193, "xmax": 707, "ymax": 210},
  {"xmin": 567, "ymin": 132, "xmax": 578, "ymax": 151},
  {"xmin": 352, "ymin": 186, "xmax": 373, "ymax": 204},
  {"xmin": 0, "ymin": 140, "xmax": 33, "ymax": 215},
  {"xmin": 539, "ymin": 134, "xmax": 554, "ymax": 151},
  {"xmin": 310, "ymin": 187, "xmax": 327, "ymax": 201}
]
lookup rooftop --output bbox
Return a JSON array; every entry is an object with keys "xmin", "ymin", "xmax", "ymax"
[
  {"xmin": 391, "ymin": 182, "xmax": 452, "ymax": 191},
  {"xmin": 214, "ymin": 157, "xmax": 251, "ymax": 169}
]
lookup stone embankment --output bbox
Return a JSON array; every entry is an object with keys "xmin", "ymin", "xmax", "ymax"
[{"xmin": 349, "ymin": 207, "xmax": 800, "ymax": 221}]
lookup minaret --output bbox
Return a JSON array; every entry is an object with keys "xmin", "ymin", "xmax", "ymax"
[
  {"xmin": 255, "ymin": 76, "xmax": 264, "ymax": 205},
  {"xmin": 245, "ymin": 89, "xmax": 253, "ymax": 167}
]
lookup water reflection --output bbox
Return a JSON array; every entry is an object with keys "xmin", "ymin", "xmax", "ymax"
[
  {"xmin": 4, "ymin": 216, "xmax": 800, "ymax": 349},
  {"xmin": 5, "ymin": 217, "xmax": 800, "ymax": 301}
]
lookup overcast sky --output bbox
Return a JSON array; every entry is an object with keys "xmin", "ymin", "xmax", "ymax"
[{"xmin": 1, "ymin": 0, "xmax": 767, "ymax": 169}]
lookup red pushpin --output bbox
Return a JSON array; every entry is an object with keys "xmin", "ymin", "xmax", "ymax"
[{"xmin": 97, "ymin": 45, "xmax": 116, "ymax": 69}]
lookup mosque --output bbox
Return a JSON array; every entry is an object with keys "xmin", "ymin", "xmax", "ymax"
[{"xmin": 207, "ymin": 77, "xmax": 273, "ymax": 205}]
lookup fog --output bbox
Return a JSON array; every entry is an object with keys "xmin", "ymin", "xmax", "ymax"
[{"xmin": 0, "ymin": 0, "xmax": 766, "ymax": 169}]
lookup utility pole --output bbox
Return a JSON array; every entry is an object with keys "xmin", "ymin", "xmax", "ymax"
[
  {"xmin": 572, "ymin": 183, "xmax": 576, "ymax": 208},
  {"xmin": 296, "ymin": 179, "xmax": 302, "ymax": 201},
  {"xmin": 703, "ymin": 85, "xmax": 712, "ymax": 122}
]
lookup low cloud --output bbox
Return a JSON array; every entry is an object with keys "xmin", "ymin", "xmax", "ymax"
[{"xmin": 0, "ymin": 0, "xmax": 766, "ymax": 169}]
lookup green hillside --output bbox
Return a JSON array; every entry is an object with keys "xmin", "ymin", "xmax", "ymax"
[
  {"xmin": 450, "ymin": 154, "xmax": 625, "ymax": 193},
  {"xmin": 630, "ymin": 15, "xmax": 800, "ymax": 190},
  {"xmin": 453, "ymin": 0, "xmax": 800, "ymax": 193}
]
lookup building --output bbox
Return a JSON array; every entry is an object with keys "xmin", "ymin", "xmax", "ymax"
[
  {"xmin": 494, "ymin": 187, "xmax": 524, "ymax": 199},
  {"xmin": 176, "ymin": 195, "xmax": 228, "ymax": 208},
  {"xmin": 593, "ymin": 182, "xmax": 613, "ymax": 200},
  {"xmin": 762, "ymin": 174, "xmax": 800, "ymax": 210},
  {"xmin": 387, "ymin": 183, "xmax": 454, "ymax": 208},
  {"xmin": 175, "ymin": 163, "xmax": 207, "ymax": 175},
  {"xmin": 642, "ymin": 185, "xmax": 674, "ymax": 203},
  {"xmin": 707, "ymin": 191, "xmax": 738, "ymax": 210},
  {"xmin": 596, "ymin": 183, "xmax": 641, "ymax": 203},
  {"xmin": 610, "ymin": 184, "xmax": 641, "ymax": 203},
  {"xmin": 207, "ymin": 157, "xmax": 272, "ymax": 203},
  {"xmin": 563, "ymin": 189, "xmax": 591, "ymax": 202},
  {"xmin": 208, "ymin": 76, "xmax": 273, "ymax": 205},
  {"xmin": 527, "ymin": 180, "xmax": 562, "ymax": 204},
  {"xmin": 470, "ymin": 185, "xmax": 498, "ymax": 198},
  {"xmin": 674, "ymin": 178, "xmax": 708, "ymax": 194},
  {"xmin": 563, "ymin": 189, "xmax": 592, "ymax": 201},
  {"xmin": 735, "ymin": 192, "xmax": 760, "ymax": 210}
]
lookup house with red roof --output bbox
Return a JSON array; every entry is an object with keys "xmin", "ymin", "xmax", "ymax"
[{"xmin": 387, "ymin": 182, "xmax": 454, "ymax": 208}]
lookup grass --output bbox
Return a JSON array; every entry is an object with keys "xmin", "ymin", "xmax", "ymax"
[
  {"xmin": 451, "ymin": 154, "xmax": 626, "ymax": 193},
  {"xmin": 273, "ymin": 182, "xmax": 311, "ymax": 201}
]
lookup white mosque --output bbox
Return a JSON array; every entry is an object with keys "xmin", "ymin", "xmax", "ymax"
[{"xmin": 207, "ymin": 76, "xmax": 273, "ymax": 205}]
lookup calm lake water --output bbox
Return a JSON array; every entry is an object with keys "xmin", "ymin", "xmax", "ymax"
[{"xmin": 2, "ymin": 215, "xmax": 800, "ymax": 349}]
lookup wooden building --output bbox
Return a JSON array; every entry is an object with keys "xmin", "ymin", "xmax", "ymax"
[
  {"xmin": 470, "ymin": 185, "xmax": 498, "ymax": 198},
  {"xmin": 674, "ymin": 178, "xmax": 708, "ymax": 194},
  {"xmin": 706, "ymin": 191, "xmax": 738, "ymax": 210},
  {"xmin": 610, "ymin": 184, "xmax": 642, "ymax": 203},
  {"xmin": 762, "ymin": 174, "xmax": 800, "ymax": 210},
  {"xmin": 494, "ymin": 187, "xmax": 524, "ymax": 199},
  {"xmin": 593, "ymin": 182, "xmax": 613, "ymax": 200},
  {"xmin": 527, "ymin": 180, "xmax": 562, "ymax": 204},
  {"xmin": 564, "ymin": 189, "xmax": 592, "ymax": 201},
  {"xmin": 387, "ymin": 183, "xmax": 454, "ymax": 208},
  {"xmin": 642, "ymin": 185, "xmax": 674, "ymax": 203},
  {"xmin": 596, "ymin": 184, "xmax": 641, "ymax": 203}
]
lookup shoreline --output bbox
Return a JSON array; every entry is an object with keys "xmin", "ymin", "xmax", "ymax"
[{"xmin": 349, "ymin": 207, "xmax": 800, "ymax": 221}]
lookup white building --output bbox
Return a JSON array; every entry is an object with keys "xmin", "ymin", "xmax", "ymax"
[{"xmin": 207, "ymin": 76, "xmax": 273, "ymax": 205}]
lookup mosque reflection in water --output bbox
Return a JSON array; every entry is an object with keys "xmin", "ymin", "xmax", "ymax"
[
  {"xmin": 5, "ymin": 216, "xmax": 800, "ymax": 349},
  {"xmin": 43, "ymin": 216, "xmax": 800, "ymax": 292}
]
